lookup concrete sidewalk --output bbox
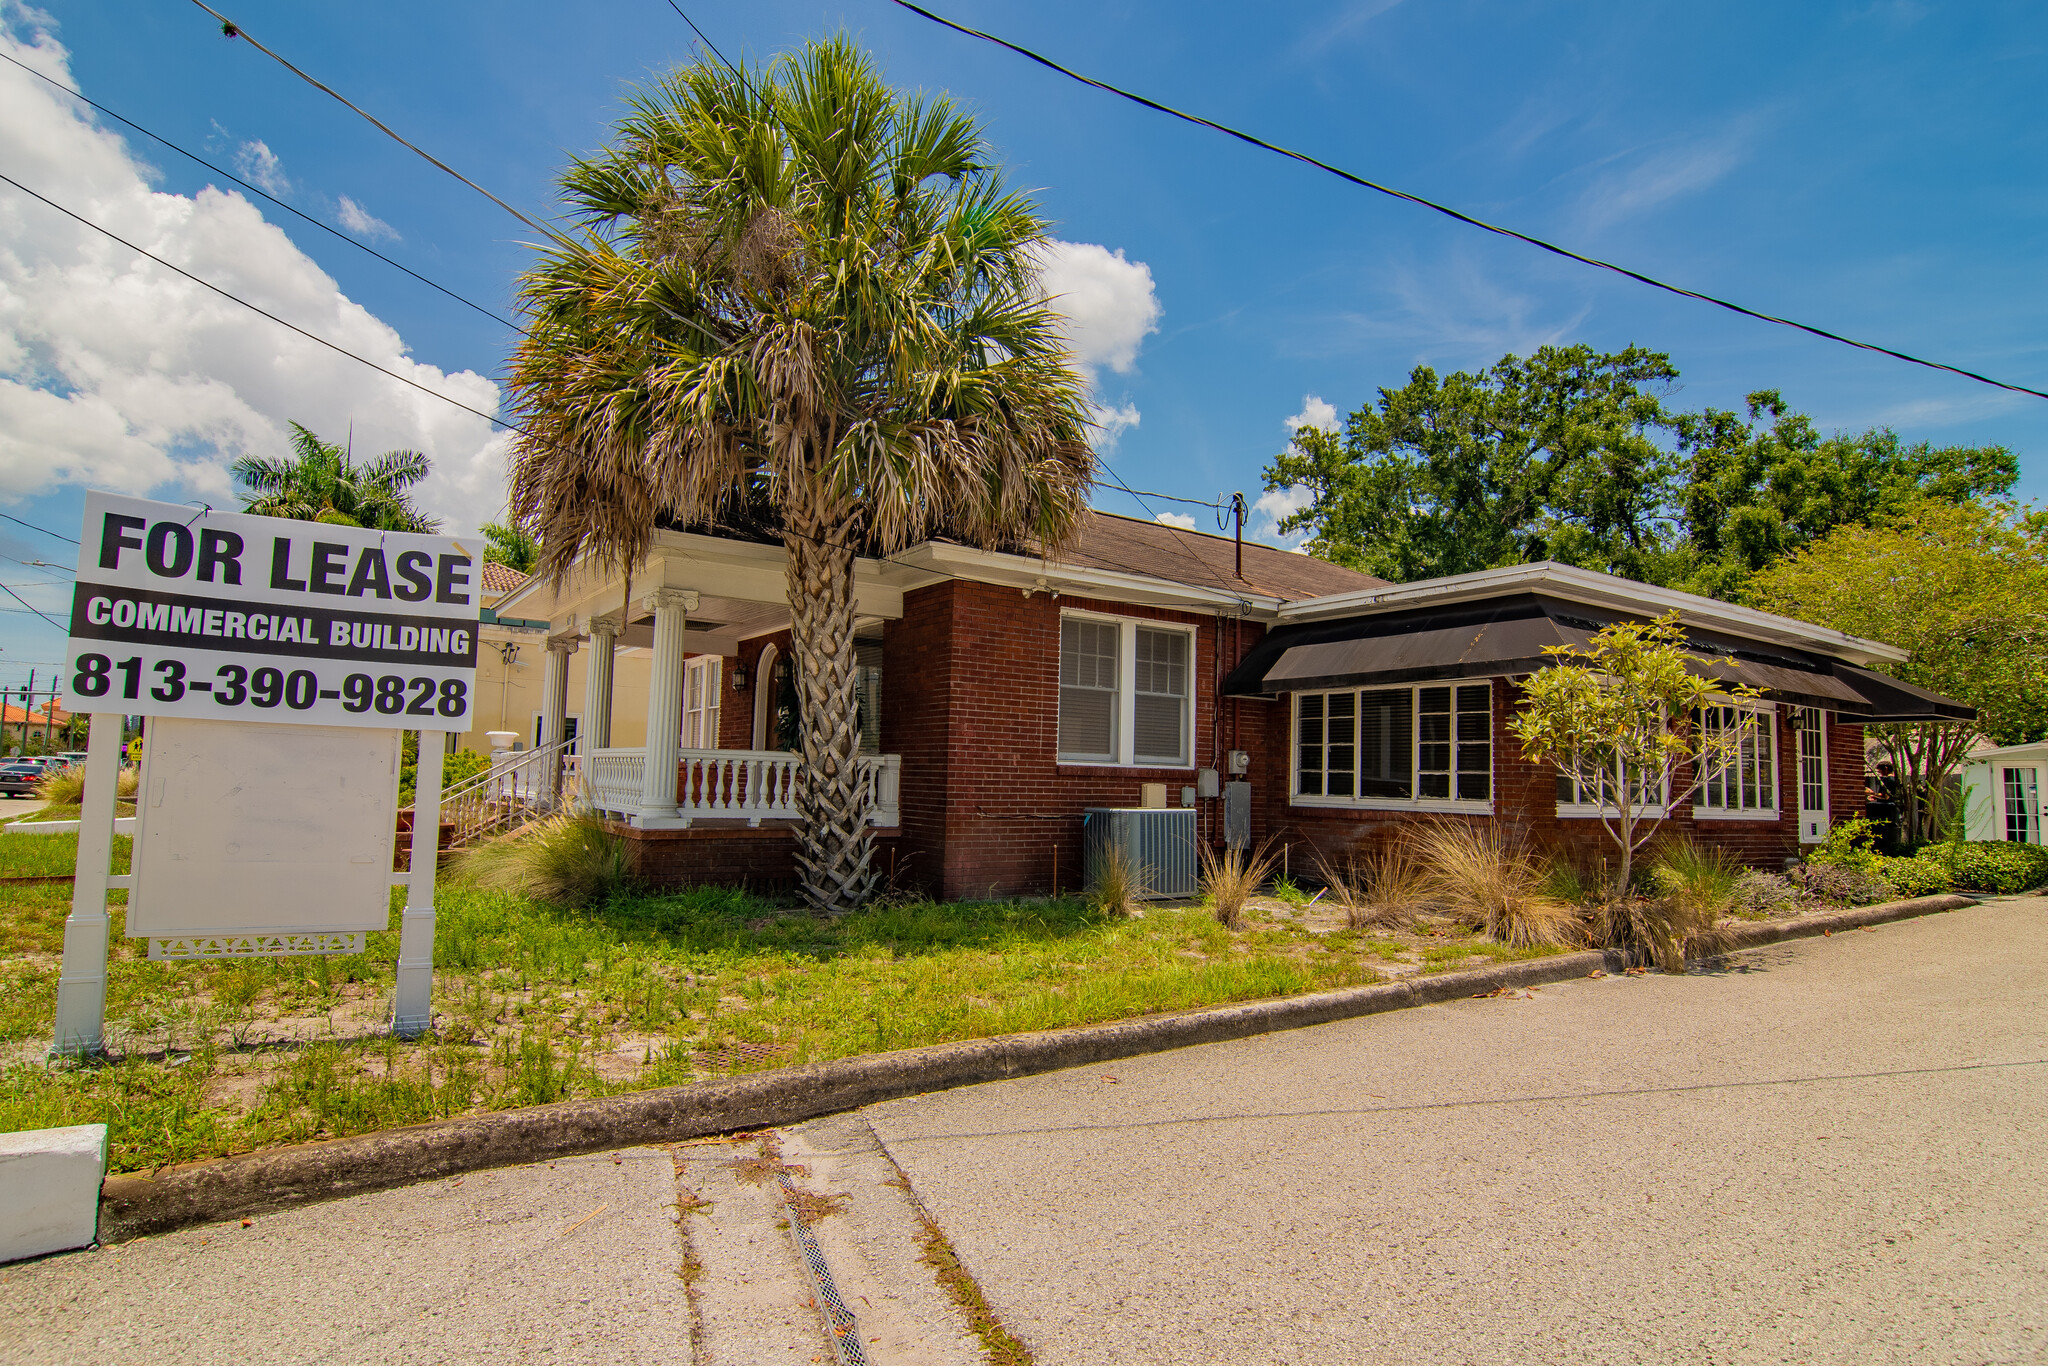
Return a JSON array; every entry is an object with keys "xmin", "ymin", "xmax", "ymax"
[
  {"xmin": 868, "ymin": 897, "xmax": 2048, "ymax": 1365},
  {"xmin": 0, "ymin": 1148, "xmax": 695, "ymax": 1365}
]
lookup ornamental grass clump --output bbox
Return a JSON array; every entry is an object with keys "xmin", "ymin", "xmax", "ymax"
[
  {"xmin": 1199, "ymin": 838, "xmax": 1279, "ymax": 931},
  {"xmin": 32, "ymin": 766, "xmax": 137, "ymax": 805},
  {"xmin": 1412, "ymin": 821, "xmax": 1577, "ymax": 948},
  {"xmin": 454, "ymin": 807, "xmax": 635, "ymax": 910},
  {"xmin": 1588, "ymin": 893, "xmax": 1731, "ymax": 974},
  {"xmin": 1647, "ymin": 836, "xmax": 1741, "ymax": 920},
  {"xmin": 1090, "ymin": 842, "xmax": 1150, "ymax": 919},
  {"xmin": 1317, "ymin": 845, "xmax": 1430, "ymax": 931}
]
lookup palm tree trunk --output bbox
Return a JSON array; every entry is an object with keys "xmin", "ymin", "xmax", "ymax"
[{"xmin": 784, "ymin": 509, "xmax": 875, "ymax": 913}]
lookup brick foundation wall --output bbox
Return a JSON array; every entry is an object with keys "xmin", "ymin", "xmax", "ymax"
[{"xmin": 613, "ymin": 820, "xmax": 902, "ymax": 895}]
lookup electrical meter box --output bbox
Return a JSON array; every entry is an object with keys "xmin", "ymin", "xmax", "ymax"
[{"xmin": 127, "ymin": 716, "xmax": 402, "ymax": 944}]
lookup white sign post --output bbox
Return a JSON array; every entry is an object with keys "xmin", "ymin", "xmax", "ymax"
[{"xmin": 50, "ymin": 492, "xmax": 478, "ymax": 1055}]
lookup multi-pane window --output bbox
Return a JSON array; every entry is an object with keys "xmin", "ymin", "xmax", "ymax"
[
  {"xmin": 682, "ymin": 656, "xmax": 721, "ymax": 749},
  {"xmin": 1132, "ymin": 627, "xmax": 1189, "ymax": 766},
  {"xmin": 2002, "ymin": 767, "xmax": 2039, "ymax": 843},
  {"xmin": 1058, "ymin": 617, "xmax": 1120, "ymax": 761},
  {"xmin": 1296, "ymin": 682, "xmax": 1490, "ymax": 805},
  {"xmin": 854, "ymin": 641, "xmax": 883, "ymax": 755},
  {"xmin": 1556, "ymin": 759, "xmax": 1665, "ymax": 812},
  {"xmin": 1697, "ymin": 703, "xmax": 1776, "ymax": 815},
  {"xmin": 1058, "ymin": 615, "xmax": 1196, "ymax": 766}
]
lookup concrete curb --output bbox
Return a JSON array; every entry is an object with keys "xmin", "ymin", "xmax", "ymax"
[{"xmin": 95, "ymin": 889, "xmax": 1977, "ymax": 1244}]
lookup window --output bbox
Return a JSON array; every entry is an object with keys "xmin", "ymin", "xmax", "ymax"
[
  {"xmin": 1295, "ymin": 681, "xmax": 1490, "ymax": 807},
  {"xmin": 1556, "ymin": 758, "xmax": 1666, "ymax": 816},
  {"xmin": 1058, "ymin": 617, "xmax": 1119, "ymax": 761},
  {"xmin": 682, "ymin": 657, "xmax": 721, "ymax": 750},
  {"xmin": 1133, "ymin": 627, "xmax": 1189, "ymax": 766},
  {"xmin": 1058, "ymin": 614, "xmax": 1196, "ymax": 767},
  {"xmin": 1696, "ymin": 703, "xmax": 1776, "ymax": 817},
  {"xmin": 855, "ymin": 641, "xmax": 883, "ymax": 755},
  {"xmin": 2002, "ymin": 767, "xmax": 2039, "ymax": 843}
]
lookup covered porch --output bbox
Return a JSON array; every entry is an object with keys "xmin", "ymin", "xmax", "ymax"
[{"xmin": 496, "ymin": 529, "xmax": 933, "ymax": 834}]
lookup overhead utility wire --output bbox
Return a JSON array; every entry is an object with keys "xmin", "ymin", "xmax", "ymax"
[
  {"xmin": 0, "ymin": 172, "xmax": 519, "ymax": 442},
  {"xmin": 0, "ymin": 583, "xmax": 65, "ymax": 630},
  {"xmin": 0, "ymin": 51, "xmax": 521, "ymax": 333},
  {"xmin": 0, "ymin": 512, "xmax": 77, "ymax": 546},
  {"xmin": 190, "ymin": 1, "xmax": 557, "ymax": 240},
  {"xmin": 885, "ymin": 0, "xmax": 2048, "ymax": 404}
]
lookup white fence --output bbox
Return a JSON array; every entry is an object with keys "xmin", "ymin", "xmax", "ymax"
[{"xmin": 583, "ymin": 747, "xmax": 901, "ymax": 827}]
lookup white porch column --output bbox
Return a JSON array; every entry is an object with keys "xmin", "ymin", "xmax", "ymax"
[
  {"xmin": 582, "ymin": 612, "xmax": 621, "ymax": 751},
  {"xmin": 637, "ymin": 589, "xmax": 697, "ymax": 824},
  {"xmin": 538, "ymin": 630, "xmax": 578, "ymax": 750}
]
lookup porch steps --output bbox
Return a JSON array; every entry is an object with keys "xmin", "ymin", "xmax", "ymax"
[{"xmin": 675, "ymin": 1118, "xmax": 984, "ymax": 1366}]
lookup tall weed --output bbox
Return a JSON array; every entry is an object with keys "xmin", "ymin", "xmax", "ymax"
[
  {"xmin": 453, "ymin": 807, "xmax": 635, "ymax": 909},
  {"xmin": 1199, "ymin": 838, "xmax": 1278, "ymax": 931},
  {"xmin": 1317, "ymin": 845, "xmax": 1430, "ymax": 930},
  {"xmin": 1413, "ymin": 821, "xmax": 1578, "ymax": 948}
]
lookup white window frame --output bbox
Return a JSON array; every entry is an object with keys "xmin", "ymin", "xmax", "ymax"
[
  {"xmin": 682, "ymin": 656, "xmax": 721, "ymax": 751},
  {"xmin": 1290, "ymin": 680, "xmax": 1494, "ymax": 814},
  {"xmin": 1694, "ymin": 701, "xmax": 1779, "ymax": 821},
  {"xmin": 1555, "ymin": 753, "xmax": 1669, "ymax": 821},
  {"xmin": 1792, "ymin": 706, "xmax": 1829, "ymax": 843},
  {"xmin": 1056, "ymin": 610, "xmax": 1196, "ymax": 770},
  {"xmin": 2001, "ymin": 766, "xmax": 2040, "ymax": 844}
]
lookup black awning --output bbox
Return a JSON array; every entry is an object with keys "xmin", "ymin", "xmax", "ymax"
[{"xmin": 1226, "ymin": 591, "xmax": 1973, "ymax": 722}]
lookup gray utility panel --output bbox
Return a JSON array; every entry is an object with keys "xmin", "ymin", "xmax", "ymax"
[{"xmin": 1082, "ymin": 807, "xmax": 1198, "ymax": 899}]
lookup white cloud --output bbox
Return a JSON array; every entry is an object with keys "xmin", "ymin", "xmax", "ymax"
[
  {"xmin": 1154, "ymin": 510, "xmax": 1196, "ymax": 530},
  {"xmin": 1251, "ymin": 484, "xmax": 1316, "ymax": 552},
  {"xmin": 232, "ymin": 139, "xmax": 289, "ymax": 197},
  {"xmin": 1576, "ymin": 117, "xmax": 1765, "ymax": 231},
  {"xmin": 1034, "ymin": 239, "xmax": 1161, "ymax": 455},
  {"xmin": 336, "ymin": 194, "xmax": 398, "ymax": 242},
  {"xmin": 1285, "ymin": 394, "xmax": 1339, "ymax": 435},
  {"xmin": 0, "ymin": 12, "xmax": 507, "ymax": 534},
  {"xmin": 1035, "ymin": 239, "xmax": 1160, "ymax": 375}
]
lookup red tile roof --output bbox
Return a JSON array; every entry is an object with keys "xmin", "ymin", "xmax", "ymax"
[{"xmin": 479, "ymin": 561, "xmax": 531, "ymax": 595}]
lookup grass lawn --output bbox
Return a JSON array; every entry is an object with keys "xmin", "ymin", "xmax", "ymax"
[{"xmin": 0, "ymin": 832, "xmax": 1565, "ymax": 1175}]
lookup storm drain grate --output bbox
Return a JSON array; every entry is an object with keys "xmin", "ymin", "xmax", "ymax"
[
  {"xmin": 692, "ymin": 1040, "xmax": 792, "ymax": 1073},
  {"xmin": 778, "ymin": 1170, "xmax": 871, "ymax": 1366}
]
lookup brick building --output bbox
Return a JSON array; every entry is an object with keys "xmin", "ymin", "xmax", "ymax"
[{"xmin": 493, "ymin": 514, "xmax": 1968, "ymax": 899}]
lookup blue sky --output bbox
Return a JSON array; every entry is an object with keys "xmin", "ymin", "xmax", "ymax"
[{"xmin": 0, "ymin": 0, "xmax": 2043, "ymax": 688}]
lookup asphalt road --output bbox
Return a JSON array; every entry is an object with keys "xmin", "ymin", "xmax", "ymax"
[
  {"xmin": 2, "ymin": 899, "xmax": 2041, "ymax": 1365},
  {"xmin": 869, "ymin": 897, "xmax": 2048, "ymax": 1366}
]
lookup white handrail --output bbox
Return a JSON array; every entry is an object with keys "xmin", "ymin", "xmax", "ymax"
[{"xmin": 584, "ymin": 747, "xmax": 900, "ymax": 827}]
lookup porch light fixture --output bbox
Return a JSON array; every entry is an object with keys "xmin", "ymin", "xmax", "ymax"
[{"xmin": 730, "ymin": 664, "xmax": 748, "ymax": 691}]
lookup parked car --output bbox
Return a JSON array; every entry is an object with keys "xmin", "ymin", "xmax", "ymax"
[{"xmin": 0, "ymin": 763, "xmax": 47, "ymax": 796}]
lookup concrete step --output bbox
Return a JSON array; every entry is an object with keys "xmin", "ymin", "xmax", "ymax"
[{"xmin": 674, "ymin": 1120, "xmax": 984, "ymax": 1366}]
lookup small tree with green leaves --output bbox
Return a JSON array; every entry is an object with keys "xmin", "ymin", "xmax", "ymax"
[{"xmin": 1510, "ymin": 612, "xmax": 1761, "ymax": 895}]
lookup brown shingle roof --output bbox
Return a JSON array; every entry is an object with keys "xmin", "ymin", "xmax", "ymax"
[
  {"xmin": 479, "ymin": 561, "xmax": 530, "ymax": 595},
  {"xmin": 1038, "ymin": 511, "xmax": 1386, "ymax": 603}
]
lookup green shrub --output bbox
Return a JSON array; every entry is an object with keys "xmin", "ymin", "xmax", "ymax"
[
  {"xmin": 1876, "ymin": 855, "xmax": 1954, "ymax": 900},
  {"xmin": 399, "ymin": 747, "xmax": 492, "ymax": 806},
  {"xmin": 1915, "ymin": 840, "xmax": 2048, "ymax": 894},
  {"xmin": 1789, "ymin": 863, "xmax": 1888, "ymax": 905},
  {"xmin": 452, "ymin": 806, "xmax": 635, "ymax": 909},
  {"xmin": 1806, "ymin": 817, "xmax": 1883, "ymax": 875},
  {"xmin": 1731, "ymin": 868, "xmax": 1798, "ymax": 918}
]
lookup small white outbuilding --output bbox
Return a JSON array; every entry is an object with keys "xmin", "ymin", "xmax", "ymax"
[{"xmin": 1958, "ymin": 740, "xmax": 2048, "ymax": 844}]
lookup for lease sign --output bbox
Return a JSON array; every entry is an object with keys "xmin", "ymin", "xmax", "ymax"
[{"xmin": 66, "ymin": 491, "xmax": 480, "ymax": 730}]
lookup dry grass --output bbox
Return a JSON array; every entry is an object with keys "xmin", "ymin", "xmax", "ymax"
[
  {"xmin": 1199, "ymin": 838, "xmax": 1280, "ymax": 931},
  {"xmin": 1587, "ymin": 895, "xmax": 1733, "ymax": 973},
  {"xmin": 1412, "ymin": 821, "xmax": 1579, "ymax": 949},
  {"xmin": 1089, "ymin": 842, "xmax": 1149, "ymax": 918},
  {"xmin": 1317, "ymin": 845, "xmax": 1431, "ymax": 931},
  {"xmin": 32, "ymin": 766, "xmax": 137, "ymax": 804},
  {"xmin": 452, "ymin": 806, "xmax": 635, "ymax": 909}
]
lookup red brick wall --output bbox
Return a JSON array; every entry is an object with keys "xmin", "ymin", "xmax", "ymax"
[
  {"xmin": 614, "ymin": 821, "xmax": 900, "ymax": 895},
  {"xmin": 722, "ymin": 631, "xmax": 791, "ymax": 752},
  {"xmin": 884, "ymin": 580, "xmax": 1234, "ymax": 900}
]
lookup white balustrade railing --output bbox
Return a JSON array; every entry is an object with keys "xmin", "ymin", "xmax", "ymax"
[{"xmin": 583, "ymin": 747, "xmax": 900, "ymax": 828}]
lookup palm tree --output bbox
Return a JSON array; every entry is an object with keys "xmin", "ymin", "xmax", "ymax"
[
  {"xmin": 231, "ymin": 422, "xmax": 440, "ymax": 532},
  {"xmin": 482, "ymin": 521, "xmax": 540, "ymax": 574},
  {"xmin": 505, "ymin": 39, "xmax": 1094, "ymax": 912}
]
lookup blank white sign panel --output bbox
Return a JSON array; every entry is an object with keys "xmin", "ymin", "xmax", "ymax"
[{"xmin": 126, "ymin": 716, "xmax": 402, "ymax": 938}]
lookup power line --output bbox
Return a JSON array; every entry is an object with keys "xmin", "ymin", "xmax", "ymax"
[
  {"xmin": 0, "ymin": 49, "xmax": 522, "ymax": 333},
  {"xmin": 0, "ymin": 170, "xmax": 520, "ymax": 441},
  {"xmin": 885, "ymin": 0, "xmax": 2048, "ymax": 404},
  {"xmin": 1106, "ymin": 487, "xmax": 1222, "ymax": 509},
  {"xmin": 0, "ymin": 512, "xmax": 78, "ymax": 546},
  {"xmin": 0, "ymin": 583, "xmax": 65, "ymax": 630},
  {"xmin": 190, "ymin": 1, "xmax": 557, "ymax": 239}
]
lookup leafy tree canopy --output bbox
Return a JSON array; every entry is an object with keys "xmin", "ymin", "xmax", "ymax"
[
  {"xmin": 1747, "ymin": 499, "xmax": 2048, "ymax": 841},
  {"xmin": 1265, "ymin": 349, "xmax": 2016, "ymax": 598},
  {"xmin": 482, "ymin": 522, "xmax": 539, "ymax": 574},
  {"xmin": 230, "ymin": 422, "xmax": 440, "ymax": 533}
]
